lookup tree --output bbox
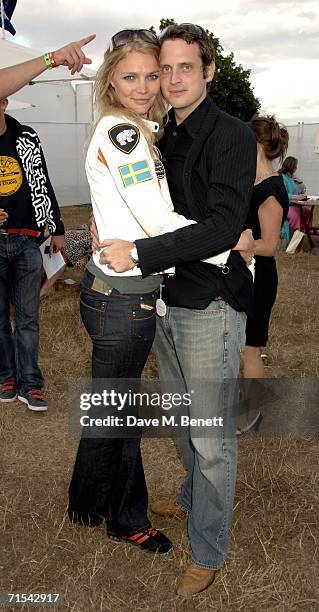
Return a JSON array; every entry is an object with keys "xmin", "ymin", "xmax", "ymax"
[{"xmin": 153, "ymin": 18, "xmax": 260, "ymax": 121}]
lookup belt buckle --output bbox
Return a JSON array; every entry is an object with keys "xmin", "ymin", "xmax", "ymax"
[{"xmin": 0, "ymin": 229, "xmax": 9, "ymax": 236}]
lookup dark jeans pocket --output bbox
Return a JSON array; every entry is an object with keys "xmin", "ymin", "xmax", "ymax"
[
  {"xmin": 80, "ymin": 290, "xmax": 108, "ymax": 339},
  {"xmin": 132, "ymin": 296, "xmax": 156, "ymax": 320}
]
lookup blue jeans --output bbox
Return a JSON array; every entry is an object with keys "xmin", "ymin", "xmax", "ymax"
[
  {"xmin": 0, "ymin": 235, "xmax": 43, "ymax": 393},
  {"xmin": 68, "ymin": 270, "xmax": 157, "ymax": 535},
  {"xmin": 155, "ymin": 300, "xmax": 246, "ymax": 569}
]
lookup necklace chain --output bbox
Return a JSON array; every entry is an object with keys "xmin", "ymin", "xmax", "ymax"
[{"xmin": 255, "ymin": 170, "xmax": 278, "ymax": 185}]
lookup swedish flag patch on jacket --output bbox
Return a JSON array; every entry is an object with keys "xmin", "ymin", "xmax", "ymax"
[{"xmin": 119, "ymin": 160, "xmax": 153, "ymax": 188}]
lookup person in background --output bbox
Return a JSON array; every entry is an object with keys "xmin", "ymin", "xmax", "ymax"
[
  {"xmin": 0, "ymin": 97, "xmax": 64, "ymax": 411},
  {"xmin": 238, "ymin": 116, "xmax": 289, "ymax": 433},
  {"xmin": 280, "ymin": 156, "xmax": 311, "ymax": 234},
  {"xmin": 0, "ymin": 34, "xmax": 95, "ymax": 408},
  {"xmin": 294, "ymin": 174, "xmax": 307, "ymax": 195},
  {"xmin": 0, "ymin": 35, "xmax": 96, "ymax": 99}
]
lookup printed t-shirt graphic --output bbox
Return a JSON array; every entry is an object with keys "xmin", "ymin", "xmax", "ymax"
[
  {"xmin": 0, "ymin": 156, "xmax": 23, "ymax": 196},
  {"xmin": 0, "ymin": 126, "xmax": 37, "ymax": 229}
]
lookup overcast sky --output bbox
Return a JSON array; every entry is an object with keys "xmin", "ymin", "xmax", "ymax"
[{"xmin": 9, "ymin": 0, "xmax": 319, "ymax": 125}]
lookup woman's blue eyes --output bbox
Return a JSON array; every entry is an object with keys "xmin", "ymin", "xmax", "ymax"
[{"xmin": 123, "ymin": 74, "xmax": 159, "ymax": 81}]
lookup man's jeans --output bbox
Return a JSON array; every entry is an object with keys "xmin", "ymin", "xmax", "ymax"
[
  {"xmin": 155, "ymin": 300, "xmax": 246, "ymax": 570},
  {"xmin": 68, "ymin": 270, "xmax": 157, "ymax": 535},
  {"xmin": 0, "ymin": 235, "xmax": 43, "ymax": 393}
]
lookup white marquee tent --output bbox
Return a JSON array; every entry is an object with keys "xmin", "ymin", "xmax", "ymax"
[{"xmin": 7, "ymin": 98, "xmax": 35, "ymax": 110}]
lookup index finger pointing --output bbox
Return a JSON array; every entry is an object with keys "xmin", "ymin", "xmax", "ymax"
[{"xmin": 77, "ymin": 34, "xmax": 96, "ymax": 48}]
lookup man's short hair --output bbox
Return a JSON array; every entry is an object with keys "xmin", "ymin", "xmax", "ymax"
[{"xmin": 159, "ymin": 23, "xmax": 216, "ymax": 70}]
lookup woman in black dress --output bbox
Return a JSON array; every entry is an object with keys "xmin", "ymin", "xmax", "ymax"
[{"xmin": 239, "ymin": 116, "xmax": 289, "ymax": 433}]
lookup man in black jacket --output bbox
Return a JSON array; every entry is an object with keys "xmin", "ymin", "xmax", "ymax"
[
  {"xmin": 99, "ymin": 24, "xmax": 256, "ymax": 595},
  {"xmin": 0, "ymin": 98, "xmax": 65, "ymax": 411}
]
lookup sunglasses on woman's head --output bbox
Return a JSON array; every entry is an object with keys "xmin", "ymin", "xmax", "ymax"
[{"xmin": 111, "ymin": 29, "xmax": 159, "ymax": 49}]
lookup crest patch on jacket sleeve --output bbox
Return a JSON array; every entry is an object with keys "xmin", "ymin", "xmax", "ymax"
[
  {"xmin": 154, "ymin": 159, "xmax": 166, "ymax": 180},
  {"xmin": 108, "ymin": 123, "xmax": 140, "ymax": 154}
]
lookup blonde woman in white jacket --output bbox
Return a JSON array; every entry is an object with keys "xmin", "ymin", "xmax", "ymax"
[{"xmin": 68, "ymin": 30, "xmax": 232, "ymax": 555}]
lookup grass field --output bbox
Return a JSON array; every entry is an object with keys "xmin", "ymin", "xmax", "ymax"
[{"xmin": 0, "ymin": 205, "xmax": 318, "ymax": 612}]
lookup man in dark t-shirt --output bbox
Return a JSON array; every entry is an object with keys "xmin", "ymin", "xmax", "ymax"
[{"xmin": 0, "ymin": 97, "xmax": 65, "ymax": 411}]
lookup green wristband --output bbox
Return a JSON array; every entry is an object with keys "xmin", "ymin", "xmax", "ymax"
[{"xmin": 43, "ymin": 52, "xmax": 52, "ymax": 70}]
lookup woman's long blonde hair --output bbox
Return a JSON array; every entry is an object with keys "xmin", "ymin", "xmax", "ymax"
[{"xmin": 93, "ymin": 36, "xmax": 167, "ymax": 155}]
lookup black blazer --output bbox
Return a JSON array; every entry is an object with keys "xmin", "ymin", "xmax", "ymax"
[{"xmin": 135, "ymin": 98, "xmax": 256, "ymax": 314}]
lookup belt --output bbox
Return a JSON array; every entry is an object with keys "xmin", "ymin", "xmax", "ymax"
[
  {"xmin": 87, "ymin": 275, "xmax": 158, "ymax": 299},
  {"xmin": 0, "ymin": 228, "xmax": 40, "ymax": 237}
]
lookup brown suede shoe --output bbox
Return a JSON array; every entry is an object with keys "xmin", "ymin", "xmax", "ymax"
[
  {"xmin": 151, "ymin": 499, "xmax": 187, "ymax": 519},
  {"xmin": 177, "ymin": 565, "xmax": 217, "ymax": 596}
]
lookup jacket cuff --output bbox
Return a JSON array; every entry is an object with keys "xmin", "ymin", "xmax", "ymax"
[
  {"xmin": 51, "ymin": 220, "xmax": 65, "ymax": 236},
  {"xmin": 135, "ymin": 236, "xmax": 166, "ymax": 277}
]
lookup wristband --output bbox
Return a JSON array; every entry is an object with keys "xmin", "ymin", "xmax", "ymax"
[
  {"xmin": 43, "ymin": 52, "xmax": 53, "ymax": 70},
  {"xmin": 49, "ymin": 51, "xmax": 58, "ymax": 68}
]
